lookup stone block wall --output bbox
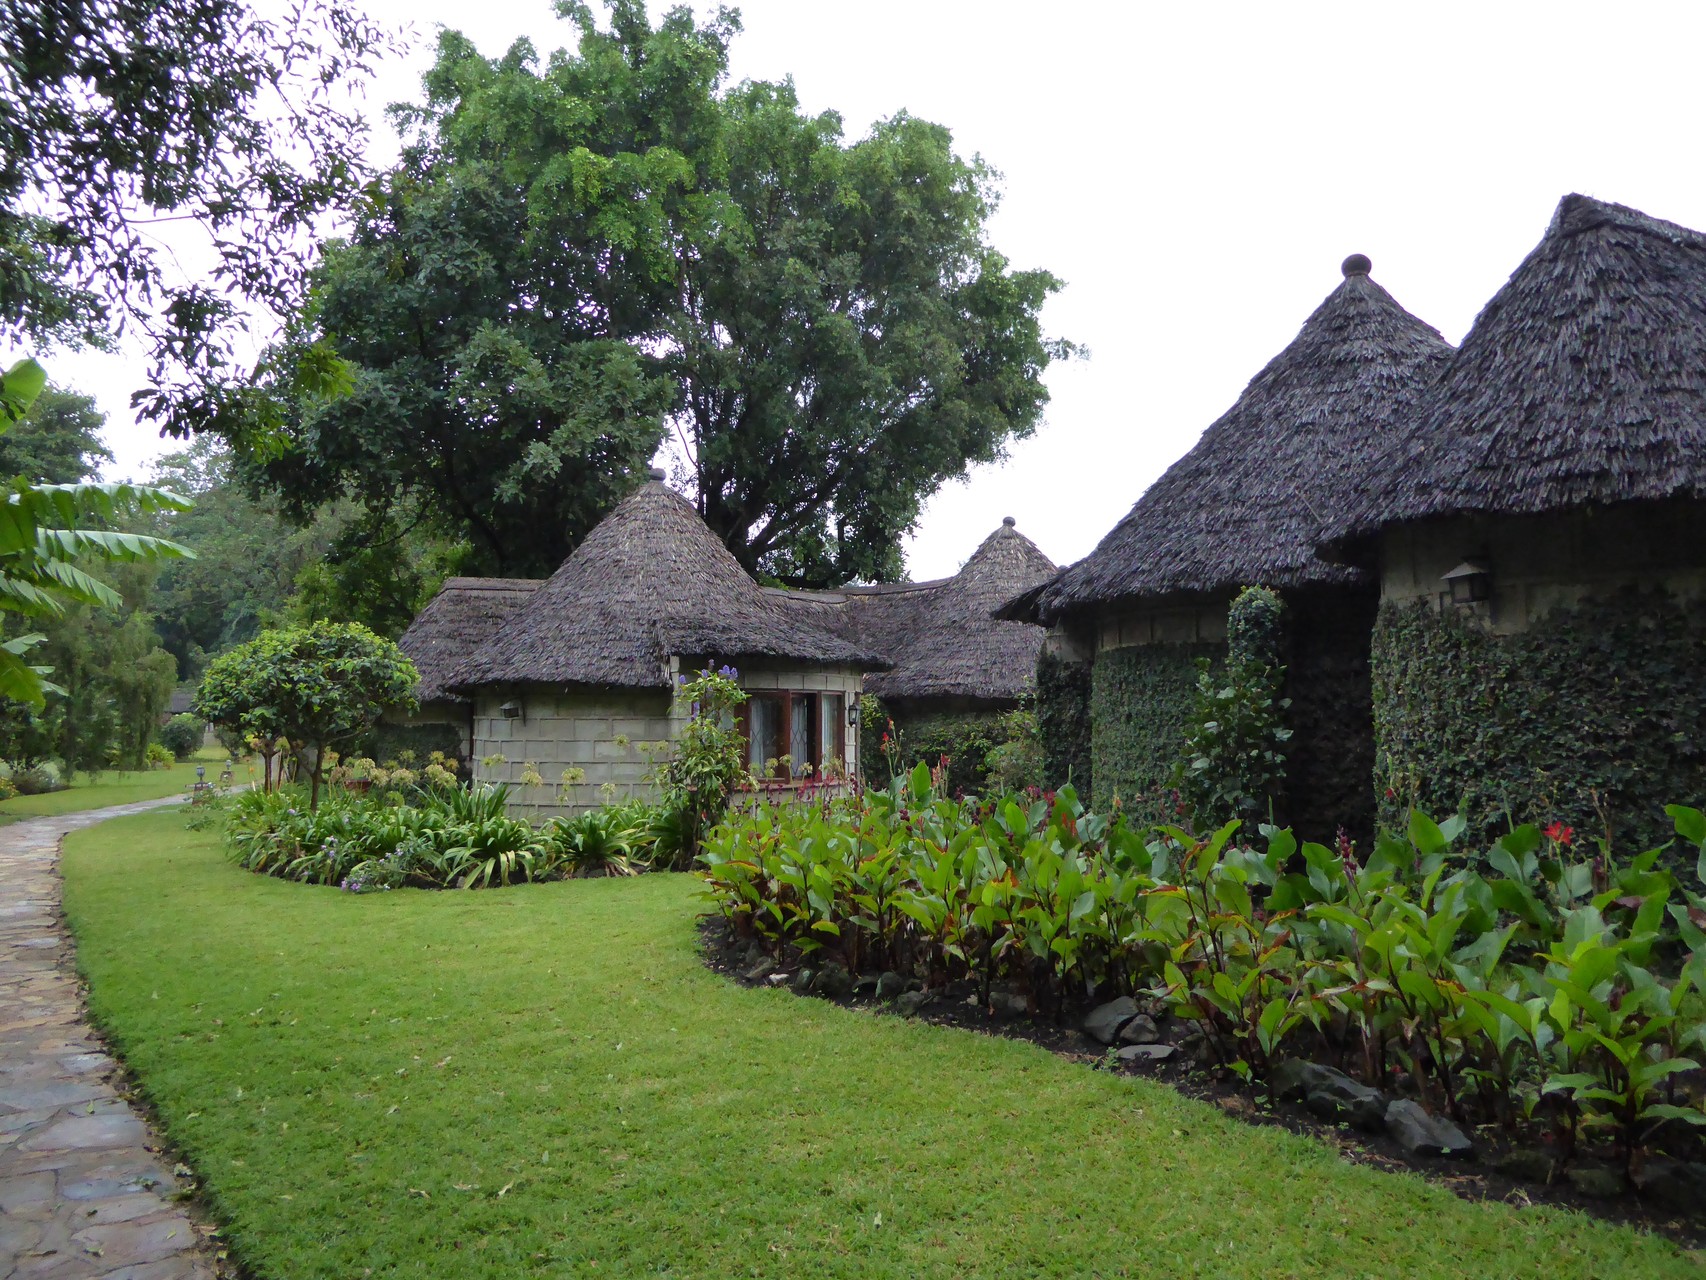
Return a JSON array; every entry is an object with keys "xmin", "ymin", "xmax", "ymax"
[{"xmin": 470, "ymin": 688, "xmax": 675, "ymax": 817}]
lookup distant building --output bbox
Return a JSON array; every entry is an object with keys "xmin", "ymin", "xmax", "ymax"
[{"xmin": 398, "ymin": 474, "xmax": 1056, "ymax": 814}]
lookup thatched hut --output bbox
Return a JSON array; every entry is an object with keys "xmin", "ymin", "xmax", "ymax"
[
  {"xmin": 774, "ymin": 518, "xmax": 1056, "ymax": 790},
  {"xmin": 1320, "ymin": 195, "xmax": 1706, "ymax": 847},
  {"xmin": 392, "ymin": 577, "xmax": 541, "ymax": 760},
  {"xmin": 448, "ymin": 471, "xmax": 885, "ymax": 816},
  {"xmin": 1005, "ymin": 255, "xmax": 1452, "ymax": 836}
]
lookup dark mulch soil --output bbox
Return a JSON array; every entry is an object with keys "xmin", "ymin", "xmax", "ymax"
[{"xmin": 698, "ymin": 916, "xmax": 1706, "ymax": 1251}]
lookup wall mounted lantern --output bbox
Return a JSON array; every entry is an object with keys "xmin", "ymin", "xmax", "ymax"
[
  {"xmin": 1441, "ymin": 559, "xmax": 1493, "ymax": 606},
  {"xmin": 846, "ymin": 702, "xmax": 860, "ymax": 728},
  {"xmin": 499, "ymin": 700, "xmax": 524, "ymax": 721}
]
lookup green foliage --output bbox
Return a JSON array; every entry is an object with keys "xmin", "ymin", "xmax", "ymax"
[
  {"xmin": 859, "ymin": 702, "xmax": 1040, "ymax": 797},
  {"xmin": 357, "ymin": 721, "xmax": 467, "ymax": 771},
  {"xmin": 143, "ymin": 742, "xmax": 174, "ymax": 769},
  {"xmin": 657, "ymin": 666, "xmax": 752, "ymax": 870},
  {"xmin": 704, "ymin": 782, "xmax": 1706, "ymax": 1167},
  {"xmin": 1035, "ymin": 648, "xmax": 1092, "ymax": 794},
  {"xmin": 223, "ymin": 782, "xmax": 664, "ymax": 890},
  {"xmin": 1175, "ymin": 587, "xmax": 1291, "ymax": 831},
  {"xmin": 158, "ymin": 712, "xmax": 204, "ymax": 761},
  {"xmin": 264, "ymin": 4, "xmax": 1072, "ymax": 584},
  {"xmin": 194, "ymin": 621, "xmax": 418, "ymax": 807},
  {"xmin": 1, "ymin": 0, "xmax": 389, "ymax": 441},
  {"xmin": 1373, "ymin": 593, "xmax": 1706, "ymax": 856},
  {"xmin": 0, "ymin": 385, "xmax": 111, "ymax": 483},
  {"xmin": 1089, "ymin": 641, "xmax": 1221, "ymax": 822}
]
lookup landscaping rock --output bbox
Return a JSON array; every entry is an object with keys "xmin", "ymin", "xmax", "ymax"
[
  {"xmin": 894, "ymin": 990, "xmax": 933, "ymax": 1018},
  {"xmin": 1383, "ymin": 1100, "xmax": 1474, "ymax": 1158},
  {"xmin": 987, "ymin": 990, "xmax": 1029, "ymax": 1017},
  {"xmin": 1082, "ymin": 996, "xmax": 1140, "ymax": 1045},
  {"xmin": 740, "ymin": 959, "xmax": 772, "ymax": 984},
  {"xmin": 1267, "ymin": 1059, "xmax": 1314, "ymax": 1102},
  {"xmin": 875, "ymin": 971, "xmax": 907, "ymax": 1000},
  {"xmin": 1565, "ymin": 1165, "xmax": 1626, "ymax": 1200},
  {"xmin": 1632, "ymin": 1157, "xmax": 1706, "ymax": 1212},
  {"xmin": 1116, "ymin": 1043, "xmax": 1177, "ymax": 1064},
  {"xmin": 791, "ymin": 968, "xmax": 815, "ymax": 993},
  {"xmin": 1117, "ymin": 1015, "xmax": 1161, "ymax": 1046},
  {"xmin": 852, "ymin": 975, "xmax": 879, "ymax": 998},
  {"xmin": 1493, "ymin": 1147, "xmax": 1555, "ymax": 1183},
  {"xmin": 1271, "ymin": 1062, "xmax": 1387, "ymax": 1131},
  {"xmin": 814, "ymin": 965, "xmax": 854, "ymax": 1000}
]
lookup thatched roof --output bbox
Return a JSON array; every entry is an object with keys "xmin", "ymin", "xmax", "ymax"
[
  {"xmin": 450, "ymin": 478, "xmax": 885, "ymax": 691},
  {"xmin": 398, "ymin": 577, "xmax": 542, "ymax": 702},
  {"xmin": 1322, "ymin": 195, "xmax": 1706, "ymax": 554},
  {"xmin": 772, "ymin": 518, "xmax": 1057, "ymax": 702},
  {"xmin": 1004, "ymin": 257, "xmax": 1453, "ymax": 626}
]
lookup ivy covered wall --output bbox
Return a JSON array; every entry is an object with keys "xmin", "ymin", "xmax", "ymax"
[
  {"xmin": 1036, "ymin": 648, "xmax": 1092, "ymax": 795},
  {"xmin": 1089, "ymin": 641, "xmax": 1221, "ymax": 822},
  {"xmin": 859, "ymin": 701, "xmax": 1021, "ymax": 797},
  {"xmin": 1373, "ymin": 591, "xmax": 1706, "ymax": 853}
]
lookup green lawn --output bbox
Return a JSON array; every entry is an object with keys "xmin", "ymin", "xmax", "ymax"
[
  {"xmin": 0, "ymin": 748, "xmax": 240, "ymax": 820},
  {"xmin": 61, "ymin": 811, "xmax": 1701, "ymax": 1280}
]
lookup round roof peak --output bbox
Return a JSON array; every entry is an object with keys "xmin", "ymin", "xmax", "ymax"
[
  {"xmin": 1002, "ymin": 515, "xmax": 1016, "ymax": 527},
  {"xmin": 647, "ymin": 466, "xmax": 666, "ymax": 481},
  {"xmin": 1341, "ymin": 253, "xmax": 1372, "ymax": 278}
]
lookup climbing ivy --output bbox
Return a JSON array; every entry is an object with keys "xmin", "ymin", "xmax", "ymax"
[
  {"xmin": 1373, "ymin": 591, "xmax": 1706, "ymax": 856},
  {"xmin": 1036, "ymin": 648, "xmax": 1092, "ymax": 794},
  {"xmin": 1174, "ymin": 587, "xmax": 1290, "ymax": 830},
  {"xmin": 1089, "ymin": 641, "xmax": 1222, "ymax": 823}
]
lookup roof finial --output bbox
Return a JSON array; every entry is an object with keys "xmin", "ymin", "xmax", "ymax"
[
  {"xmin": 1341, "ymin": 253, "xmax": 1372, "ymax": 278},
  {"xmin": 647, "ymin": 466, "xmax": 666, "ymax": 481},
  {"xmin": 1002, "ymin": 516, "xmax": 1016, "ymax": 527}
]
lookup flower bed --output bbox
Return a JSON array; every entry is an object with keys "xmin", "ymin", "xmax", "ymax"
[
  {"xmin": 699, "ymin": 764, "xmax": 1706, "ymax": 1188},
  {"xmin": 221, "ymin": 783, "xmax": 674, "ymax": 889}
]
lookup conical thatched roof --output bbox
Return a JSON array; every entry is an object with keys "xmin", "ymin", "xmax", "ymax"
[
  {"xmin": 1004, "ymin": 258, "xmax": 1453, "ymax": 626},
  {"xmin": 450, "ymin": 479, "xmax": 885, "ymax": 691},
  {"xmin": 398, "ymin": 577, "xmax": 542, "ymax": 702},
  {"xmin": 771, "ymin": 519, "xmax": 1056, "ymax": 702},
  {"xmin": 1322, "ymin": 195, "xmax": 1706, "ymax": 554}
]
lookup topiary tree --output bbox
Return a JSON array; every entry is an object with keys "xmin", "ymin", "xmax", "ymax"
[
  {"xmin": 194, "ymin": 621, "xmax": 417, "ymax": 808},
  {"xmin": 1175, "ymin": 586, "xmax": 1292, "ymax": 832}
]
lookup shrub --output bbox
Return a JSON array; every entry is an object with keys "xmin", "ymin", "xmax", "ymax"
[
  {"xmin": 656, "ymin": 667, "xmax": 751, "ymax": 870},
  {"xmin": 144, "ymin": 743, "xmax": 175, "ymax": 770},
  {"xmin": 158, "ymin": 712, "xmax": 204, "ymax": 760},
  {"xmin": 11, "ymin": 761, "xmax": 64, "ymax": 794}
]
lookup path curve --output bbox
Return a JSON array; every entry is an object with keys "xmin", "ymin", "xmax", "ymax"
[{"xmin": 0, "ymin": 796, "xmax": 218, "ymax": 1280}]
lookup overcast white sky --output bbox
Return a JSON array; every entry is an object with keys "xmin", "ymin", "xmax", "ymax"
[{"xmin": 47, "ymin": 0, "xmax": 1706, "ymax": 580}]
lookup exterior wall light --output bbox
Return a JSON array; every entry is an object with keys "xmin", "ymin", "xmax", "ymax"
[
  {"xmin": 499, "ymin": 700, "xmax": 524, "ymax": 720},
  {"xmin": 1441, "ymin": 559, "xmax": 1492, "ymax": 606},
  {"xmin": 846, "ymin": 702, "xmax": 859, "ymax": 728}
]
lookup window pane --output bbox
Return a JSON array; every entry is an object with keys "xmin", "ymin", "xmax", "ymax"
[
  {"xmin": 820, "ymin": 694, "xmax": 843, "ymax": 775},
  {"xmin": 748, "ymin": 697, "xmax": 779, "ymax": 771},
  {"xmin": 790, "ymin": 694, "xmax": 811, "ymax": 776}
]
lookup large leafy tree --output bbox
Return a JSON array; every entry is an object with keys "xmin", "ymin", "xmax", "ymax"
[
  {"xmin": 0, "ymin": 0, "xmax": 390, "ymax": 439},
  {"xmin": 0, "ymin": 385, "xmax": 112, "ymax": 483},
  {"xmin": 261, "ymin": 2, "xmax": 1072, "ymax": 583}
]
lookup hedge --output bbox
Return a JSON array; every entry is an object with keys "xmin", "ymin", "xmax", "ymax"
[{"xmin": 1372, "ymin": 591, "xmax": 1706, "ymax": 856}]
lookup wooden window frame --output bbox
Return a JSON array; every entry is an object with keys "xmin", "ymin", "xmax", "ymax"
[{"xmin": 735, "ymin": 689, "xmax": 847, "ymax": 784}]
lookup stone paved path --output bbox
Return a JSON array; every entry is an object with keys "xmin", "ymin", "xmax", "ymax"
[{"xmin": 0, "ymin": 797, "xmax": 218, "ymax": 1280}]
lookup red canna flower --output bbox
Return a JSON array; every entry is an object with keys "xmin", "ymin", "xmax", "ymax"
[{"xmin": 1544, "ymin": 821, "xmax": 1574, "ymax": 846}]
